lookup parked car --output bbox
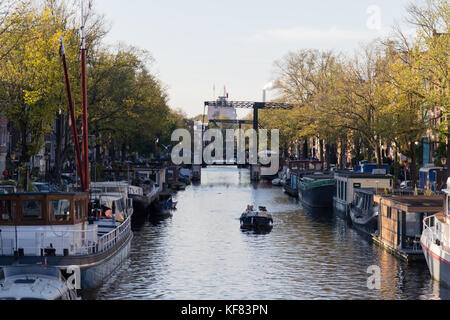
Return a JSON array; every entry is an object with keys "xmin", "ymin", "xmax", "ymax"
[
  {"xmin": 32, "ymin": 182, "xmax": 59, "ymax": 193},
  {"xmin": 400, "ymin": 181, "xmax": 413, "ymax": 189}
]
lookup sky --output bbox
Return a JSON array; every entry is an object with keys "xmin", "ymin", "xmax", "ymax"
[{"xmin": 94, "ymin": 0, "xmax": 416, "ymax": 118}]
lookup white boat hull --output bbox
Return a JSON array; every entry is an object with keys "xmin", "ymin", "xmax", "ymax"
[{"xmin": 421, "ymin": 233, "xmax": 450, "ymax": 287}]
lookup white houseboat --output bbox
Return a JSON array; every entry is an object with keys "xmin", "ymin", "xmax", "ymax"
[
  {"xmin": 333, "ymin": 171, "xmax": 393, "ymax": 219},
  {"xmin": 0, "ymin": 192, "xmax": 133, "ymax": 290},
  {"xmin": 421, "ymin": 178, "xmax": 450, "ymax": 286}
]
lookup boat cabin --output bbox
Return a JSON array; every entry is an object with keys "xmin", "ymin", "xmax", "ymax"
[
  {"xmin": 0, "ymin": 193, "xmax": 88, "ymax": 226},
  {"xmin": 287, "ymin": 159, "xmax": 323, "ymax": 171},
  {"xmin": 419, "ymin": 166, "xmax": 446, "ymax": 192},
  {"xmin": 133, "ymin": 166, "xmax": 167, "ymax": 188},
  {"xmin": 352, "ymin": 189, "xmax": 377, "ymax": 216},
  {"xmin": 284, "ymin": 170, "xmax": 301, "ymax": 197},
  {"xmin": 375, "ymin": 195, "xmax": 443, "ymax": 261},
  {"xmin": 334, "ymin": 172, "xmax": 393, "ymax": 217},
  {"xmin": 0, "ymin": 193, "xmax": 94, "ymax": 257}
]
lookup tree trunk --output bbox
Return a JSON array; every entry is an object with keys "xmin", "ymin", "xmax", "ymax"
[
  {"xmin": 339, "ymin": 138, "xmax": 345, "ymax": 170},
  {"xmin": 303, "ymin": 139, "xmax": 308, "ymax": 159},
  {"xmin": 319, "ymin": 139, "xmax": 324, "ymax": 165},
  {"xmin": 121, "ymin": 143, "xmax": 127, "ymax": 162},
  {"xmin": 376, "ymin": 143, "xmax": 383, "ymax": 168},
  {"xmin": 394, "ymin": 151, "xmax": 399, "ymax": 189},
  {"xmin": 447, "ymin": 134, "xmax": 450, "ymax": 179},
  {"xmin": 325, "ymin": 143, "xmax": 330, "ymax": 170},
  {"xmin": 410, "ymin": 142, "xmax": 417, "ymax": 188}
]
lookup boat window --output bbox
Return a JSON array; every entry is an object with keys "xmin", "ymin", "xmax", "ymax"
[
  {"xmin": 357, "ymin": 196, "xmax": 364, "ymax": 209},
  {"xmin": 23, "ymin": 201, "xmax": 43, "ymax": 220},
  {"xmin": 364, "ymin": 195, "xmax": 369, "ymax": 211},
  {"xmin": 75, "ymin": 200, "xmax": 85, "ymax": 220},
  {"xmin": 49, "ymin": 199, "xmax": 71, "ymax": 222},
  {"xmin": 0, "ymin": 200, "xmax": 15, "ymax": 222},
  {"xmin": 116, "ymin": 199, "xmax": 125, "ymax": 213},
  {"xmin": 387, "ymin": 207, "xmax": 392, "ymax": 219},
  {"xmin": 405, "ymin": 212, "xmax": 422, "ymax": 238},
  {"xmin": 106, "ymin": 187, "xmax": 122, "ymax": 193},
  {"xmin": 0, "ymin": 298, "xmax": 16, "ymax": 300},
  {"xmin": 74, "ymin": 201, "xmax": 80, "ymax": 220},
  {"xmin": 447, "ymin": 195, "xmax": 450, "ymax": 217},
  {"xmin": 344, "ymin": 182, "xmax": 347, "ymax": 202}
]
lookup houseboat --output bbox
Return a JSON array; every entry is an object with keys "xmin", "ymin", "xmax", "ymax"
[
  {"xmin": 298, "ymin": 174, "xmax": 335, "ymax": 209},
  {"xmin": 284, "ymin": 170, "xmax": 300, "ymax": 198},
  {"xmin": 333, "ymin": 172, "xmax": 393, "ymax": 219},
  {"xmin": 283, "ymin": 159, "xmax": 325, "ymax": 198},
  {"xmin": 0, "ymin": 266, "xmax": 78, "ymax": 300},
  {"xmin": 374, "ymin": 195, "xmax": 442, "ymax": 261},
  {"xmin": 0, "ymin": 192, "xmax": 133, "ymax": 290},
  {"xmin": 150, "ymin": 193, "xmax": 176, "ymax": 218},
  {"xmin": 90, "ymin": 182, "xmax": 134, "ymax": 217},
  {"xmin": 419, "ymin": 166, "xmax": 446, "ymax": 193},
  {"xmin": 286, "ymin": 159, "xmax": 323, "ymax": 172},
  {"xmin": 421, "ymin": 178, "xmax": 450, "ymax": 286},
  {"xmin": 166, "ymin": 166, "xmax": 187, "ymax": 191},
  {"xmin": 349, "ymin": 189, "xmax": 378, "ymax": 236}
]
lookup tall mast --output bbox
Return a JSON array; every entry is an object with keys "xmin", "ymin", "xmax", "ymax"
[
  {"xmin": 60, "ymin": 38, "xmax": 85, "ymax": 191},
  {"xmin": 81, "ymin": 0, "xmax": 89, "ymax": 191}
]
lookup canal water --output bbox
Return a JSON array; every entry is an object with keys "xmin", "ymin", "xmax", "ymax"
[{"xmin": 87, "ymin": 167, "xmax": 450, "ymax": 300}]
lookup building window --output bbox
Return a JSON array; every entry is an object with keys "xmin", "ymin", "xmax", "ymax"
[{"xmin": 387, "ymin": 207, "xmax": 392, "ymax": 219}]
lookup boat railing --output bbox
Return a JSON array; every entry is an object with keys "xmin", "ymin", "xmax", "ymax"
[
  {"xmin": 96, "ymin": 215, "xmax": 131, "ymax": 253},
  {"xmin": 0, "ymin": 216, "xmax": 132, "ymax": 257},
  {"xmin": 423, "ymin": 215, "xmax": 449, "ymax": 246}
]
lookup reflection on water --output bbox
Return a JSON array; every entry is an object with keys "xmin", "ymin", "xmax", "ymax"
[{"xmin": 87, "ymin": 167, "xmax": 450, "ymax": 300}]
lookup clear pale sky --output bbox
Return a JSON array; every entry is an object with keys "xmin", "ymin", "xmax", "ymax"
[{"xmin": 94, "ymin": 0, "xmax": 415, "ymax": 118}]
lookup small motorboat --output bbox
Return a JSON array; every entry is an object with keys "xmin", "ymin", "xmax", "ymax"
[
  {"xmin": 150, "ymin": 194, "xmax": 177, "ymax": 218},
  {"xmin": 0, "ymin": 266, "xmax": 78, "ymax": 300},
  {"xmin": 240, "ymin": 205, "xmax": 273, "ymax": 231}
]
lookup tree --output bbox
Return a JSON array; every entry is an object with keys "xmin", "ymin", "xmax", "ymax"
[
  {"xmin": 0, "ymin": 7, "xmax": 79, "ymax": 188},
  {"xmin": 406, "ymin": 0, "xmax": 449, "ymax": 175}
]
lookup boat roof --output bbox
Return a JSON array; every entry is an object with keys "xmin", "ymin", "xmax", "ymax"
[
  {"xmin": 354, "ymin": 188, "xmax": 377, "ymax": 195},
  {"xmin": 91, "ymin": 194, "xmax": 123, "ymax": 202},
  {"xmin": 419, "ymin": 167, "xmax": 444, "ymax": 172},
  {"xmin": 302, "ymin": 174, "xmax": 335, "ymax": 180},
  {"xmin": 334, "ymin": 171, "xmax": 393, "ymax": 179},
  {"xmin": 380, "ymin": 195, "xmax": 443, "ymax": 208},
  {"xmin": 91, "ymin": 182, "xmax": 129, "ymax": 187},
  {"xmin": 0, "ymin": 192, "xmax": 87, "ymax": 197},
  {"xmin": 0, "ymin": 266, "xmax": 67, "ymax": 300}
]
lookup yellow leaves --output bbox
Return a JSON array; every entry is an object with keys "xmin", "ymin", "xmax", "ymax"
[{"xmin": 23, "ymin": 89, "xmax": 43, "ymax": 106}]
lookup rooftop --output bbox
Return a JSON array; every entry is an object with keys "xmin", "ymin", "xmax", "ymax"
[
  {"xmin": 381, "ymin": 195, "xmax": 443, "ymax": 208},
  {"xmin": 335, "ymin": 171, "xmax": 393, "ymax": 179}
]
